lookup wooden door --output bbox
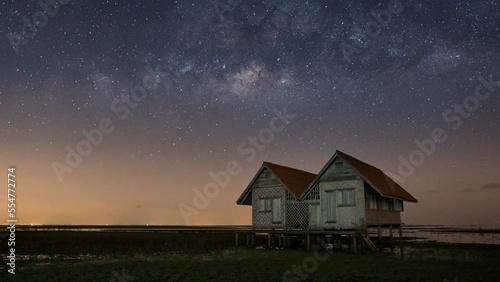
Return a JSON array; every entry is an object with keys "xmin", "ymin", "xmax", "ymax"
[{"xmin": 309, "ymin": 204, "xmax": 320, "ymax": 230}]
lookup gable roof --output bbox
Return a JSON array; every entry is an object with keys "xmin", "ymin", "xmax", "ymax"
[
  {"xmin": 301, "ymin": 150, "xmax": 418, "ymax": 203},
  {"xmin": 236, "ymin": 162, "xmax": 316, "ymax": 205},
  {"xmin": 265, "ymin": 162, "xmax": 317, "ymax": 198}
]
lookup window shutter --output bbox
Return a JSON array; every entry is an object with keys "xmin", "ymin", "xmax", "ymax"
[
  {"xmin": 265, "ymin": 199, "xmax": 272, "ymax": 211},
  {"xmin": 258, "ymin": 199, "xmax": 265, "ymax": 212},
  {"xmin": 326, "ymin": 191, "xmax": 337, "ymax": 222},
  {"xmin": 272, "ymin": 198, "xmax": 282, "ymax": 222}
]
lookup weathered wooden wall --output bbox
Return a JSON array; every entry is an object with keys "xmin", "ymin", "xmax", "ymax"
[
  {"xmin": 251, "ymin": 168, "xmax": 286, "ymax": 229},
  {"xmin": 319, "ymin": 179, "xmax": 365, "ymax": 229}
]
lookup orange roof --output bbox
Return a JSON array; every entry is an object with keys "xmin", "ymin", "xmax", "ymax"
[
  {"xmin": 335, "ymin": 151, "xmax": 418, "ymax": 202},
  {"xmin": 263, "ymin": 162, "xmax": 317, "ymax": 198},
  {"xmin": 237, "ymin": 151, "xmax": 418, "ymax": 205},
  {"xmin": 236, "ymin": 162, "xmax": 316, "ymax": 205}
]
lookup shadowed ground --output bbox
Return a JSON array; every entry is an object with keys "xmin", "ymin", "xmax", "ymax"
[{"xmin": 1, "ymin": 231, "xmax": 500, "ymax": 281}]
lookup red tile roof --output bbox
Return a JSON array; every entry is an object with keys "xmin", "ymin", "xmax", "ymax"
[
  {"xmin": 237, "ymin": 151, "xmax": 418, "ymax": 205},
  {"xmin": 263, "ymin": 162, "xmax": 316, "ymax": 198},
  {"xmin": 336, "ymin": 151, "xmax": 418, "ymax": 203}
]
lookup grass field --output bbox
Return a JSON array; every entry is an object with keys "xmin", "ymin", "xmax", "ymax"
[{"xmin": 1, "ymin": 231, "xmax": 500, "ymax": 281}]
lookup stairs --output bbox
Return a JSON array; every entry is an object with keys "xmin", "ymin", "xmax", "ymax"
[{"xmin": 362, "ymin": 234, "xmax": 376, "ymax": 251}]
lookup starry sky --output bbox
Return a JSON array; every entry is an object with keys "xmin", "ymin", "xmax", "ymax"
[{"xmin": 0, "ymin": 0, "xmax": 499, "ymax": 225}]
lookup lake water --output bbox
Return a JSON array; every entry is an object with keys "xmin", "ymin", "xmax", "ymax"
[{"xmin": 369, "ymin": 225, "xmax": 500, "ymax": 245}]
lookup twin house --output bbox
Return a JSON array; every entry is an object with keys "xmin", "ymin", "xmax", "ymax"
[{"xmin": 236, "ymin": 150, "xmax": 417, "ymax": 230}]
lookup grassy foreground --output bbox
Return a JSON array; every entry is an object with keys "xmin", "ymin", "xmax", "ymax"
[{"xmin": 1, "ymin": 231, "xmax": 500, "ymax": 281}]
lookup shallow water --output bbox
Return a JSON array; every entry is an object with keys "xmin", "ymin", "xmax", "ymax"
[
  {"xmin": 406, "ymin": 229, "xmax": 500, "ymax": 245},
  {"xmin": 369, "ymin": 225, "xmax": 500, "ymax": 245}
]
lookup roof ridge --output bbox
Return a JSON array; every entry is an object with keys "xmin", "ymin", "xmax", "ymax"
[
  {"xmin": 263, "ymin": 161, "xmax": 316, "ymax": 176},
  {"xmin": 337, "ymin": 150, "xmax": 380, "ymax": 170}
]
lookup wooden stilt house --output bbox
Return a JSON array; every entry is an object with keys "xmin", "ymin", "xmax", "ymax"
[{"xmin": 236, "ymin": 150, "xmax": 418, "ymax": 230}]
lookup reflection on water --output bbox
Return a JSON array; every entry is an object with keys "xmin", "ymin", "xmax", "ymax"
[
  {"xmin": 414, "ymin": 230, "xmax": 500, "ymax": 245},
  {"xmin": 369, "ymin": 225, "xmax": 500, "ymax": 245}
]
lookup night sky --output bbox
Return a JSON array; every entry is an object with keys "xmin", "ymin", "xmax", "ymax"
[{"xmin": 0, "ymin": 0, "xmax": 499, "ymax": 225}]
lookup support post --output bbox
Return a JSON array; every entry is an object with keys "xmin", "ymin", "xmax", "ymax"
[
  {"xmin": 352, "ymin": 235, "xmax": 357, "ymax": 253},
  {"xmin": 378, "ymin": 225, "xmax": 382, "ymax": 252},
  {"xmin": 246, "ymin": 234, "xmax": 249, "ymax": 246},
  {"xmin": 268, "ymin": 234, "xmax": 271, "ymax": 248},
  {"xmin": 251, "ymin": 234, "xmax": 255, "ymax": 247},
  {"xmin": 389, "ymin": 225, "xmax": 394, "ymax": 253},
  {"xmin": 399, "ymin": 225, "xmax": 404, "ymax": 260},
  {"xmin": 278, "ymin": 234, "xmax": 282, "ymax": 249},
  {"xmin": 306, "ymin": 234, "xmax": 311, "ymax": 251},
  {"xmin": 235, "ymin": 232, "xmax": 239, "ymax": 247}
]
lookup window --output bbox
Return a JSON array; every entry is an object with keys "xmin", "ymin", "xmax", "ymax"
[
  {"xmin": 339, "ymin": 189, "xmax": 355, "ymax": 206},
  {"xmin": 325, "ymin": 191, "xmax": 337, "ymax": 222},
  {"xmin": 393, "ymin": 199, "xmax": 403, "ymax": 212},
  {"xmin": 334, "ymin": 162, "xmax": 343, "ymax": 173},
  {"xmin": 272, "ymin": 198, "xmax": 282, "ymax": 222},
  {"xmin": 258, "ymin": 199, "xmax": 271, "ymax": 212},
  {"xmin": 258, "ymin": 199, "xmax": 265, "ymax": 212},
  {"xmin": 265, "ymin": 198, "xmax": 272, "ymax": 211},
  {"xmin": 343, "ymin": 163, "xmax": 353, "ymax": 175},
  {"xmin": 334, "ymin": 161, "xmax": 353, "ymax": 176},
  {"xmin": 367, "ymin": 193, "xmax": 378, "ymax": 209},
  {"xmin": 379, "ymin": 198, "xmax": 390, "ymax": 210},
  {"xmin": 258, "ymin": 198, "xmax": 283, "ymax": 220}
]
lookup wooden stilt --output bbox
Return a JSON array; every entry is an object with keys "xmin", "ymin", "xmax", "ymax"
[
  {"xmin": 268, "ymin": 234, "xmax": 271, "ymax": 248},
  {"xmin": 378, "ymin": 225, "xmax": 382, "ymax": 252},
  {"xmin": 235, "ymin": 233, "xmax": 239, "ymax": 247},
  {"xmin": 251, "ymin": 234, "xmax": 255, "ymax": 247},
  {"xmin": 278, "ymin": 234, "xmax": 282, "ymax": 249},
  {"xmin": 306, "ymin": 234, "xmax": 311, "ymax": 251},
  {"xmin": 352, "ymin": 235, "xmax": 357, "ymax": 253},
  {"xmin": 246, "ymin": 234, "xmax": 249, "ymax": 246},
  {"xmin": 399, "ymin": 225, "xmax": 404, "ymax": 260},
  {"xmin": 389, "ymin": 225, "xmax": 394, "ymax": 253}
]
